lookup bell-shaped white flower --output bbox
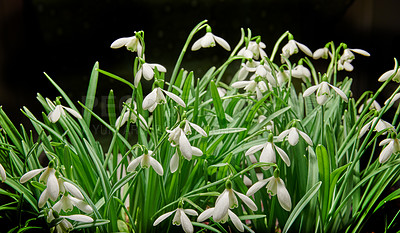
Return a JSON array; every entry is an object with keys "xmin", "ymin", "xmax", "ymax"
[
  {"xmin": 153, "ymin": 207, "xmax": 198, "ymax": 233},
  {"xmin": 292, "ymin": 64, "xmax": 311, "ymax": 82},
  {"xmin": 277, "ymin": 69, "xmax": 290, "ymax": 86},
  {"xmin": 379, "ymin": 137, "xmax": 400, "ymax": 163},
  {"xmin": 303, "ymin": 81, "xmax": 348, "ymax": 105},
  {"xmin": 232, "ymin": 76, "xmax": 268, "ymax": 100},
  {"xmin": 0, "ymin": 163, "xmax": 6, "ymax": 182},
  {"xmin": 313, "ymin": 47, "xmax": 331, "ymax": 60},
  {"xmin": 47, "ymin": 103, "xmax": 82, "ymax": 123},
  {"xmin": 170, "ymin": 147, "xmax": 203, "ymax": 173},
  {"xmin": 115, "ymin": 100, "xmax": 148, "ymax": 129},
  {"xmin": 245, "ymin": 134, "xmax": 290, "ymax": 168},
  {"xmin": 134, "ymin": 62, "xmax": 167, "ymax": 87},
  {"xmin": 378, "ymin": 64, "xmax": 400, "ymax": 83},
  {"xmin": 110, "ymin": 34, "xmax": 143, "ymax": 56},
  {"xmin": 53, "ymin": 194, "xmax": 93, "ymax": 214},
  {"xmin": 143, "ymin": 87, "xmax": 186, "ymax": 112},
  {"xmin": 238, "ymin": 40, "xmax": 267, "ymax": 60},
  {"xmin": 217, "ymin": 87, "xmax": 227, "ymax": 97},
  {"xmin": 358, "ymin": 98, "xmax": 381, "ymax": 113},
  {"xmin": 212, "ymin": 185, "xmax": 257, "ymax": 222},
  {"xmin": 359, "ymin": 117, "xmax": 394, "ymax": 138},
  {"xmin": 47, "ymin": 209, "xmax": 93, "ymax": 233},
  {"xmin": 191, "ymin": 26, "xmax": 230, "ymax": 51},
  {"xmin": 20, "ymin": 163, "xmax": 59, "ymax": 203},
  {"xmin": 237, "ymin": 60, "xmax": 259, "ymax": 81},
  {"xmin": 197, "ymin": 208, "xmax": 244, "ymax": 232},
  {"xmin": 58, "ymin": 179, "xmax": 84, "ymax": 200},
  {"xmin": 127, "ymin": 150, "xmax": 163, "ymax": 176},
  {"xmin": 338, "ymin": 48, "xmax": 370, "ymax": 72},
  {"xmin": 246, "ymin": 172, "xmax": 291, "ymax": 211},
  {"xmin": 277, "ymin": 127, "xmax": 313, "ymax": 146},
  {"xmin": 281, "ymin": 38, "xmax": 312, "ymax": 63}
]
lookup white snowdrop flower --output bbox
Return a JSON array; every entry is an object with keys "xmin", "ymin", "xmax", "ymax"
[
  {"xmin": 143, "ymin": 87, "xmax": 186, "ymax": 112},
  {"xmin": 127, "ymin": 150, "xmax": 163, "ymax": 176},
  {"xmin": 237, "ymin": 60, "xmax": 260, "ymax": 81},
  {"xmin": 153, "ymin": 207, "xmax": 198, "ymax": 233},
  {"xmin": 338, "ymin": 48, "xmax": 370, "ymax": 72},
  {"xmin": 134, "ymin": 62, "xmax": 167, "ymax": 87},
  {"xmin": 170, "ymin": 147, "xmax": 203, "ymax": 173},
  {"xmin": 246, "ymin": 172, "xmax": 291, "ymax": 211},
  {"xmin": 238, "ymin": 40, "xmax": 267, "ymax": 60},
  {"xmin": 313, "ymin": 47, "xmax": 330, "ymax": 59},
  {"xmin": 183, "ymin": 120, "xmax": 208, "ymax": 137},
  {"xmin": 245, "ymin": 133, "xmax": 290, "ymax": 168},
  {"xmin": 277, "ymin": 127, "xmax": 313, "ymax": 146},
  {"xmin": 191, "ymin": 26, "xmax": 230, "ymax": 51},
  {"xmin": 358, "ymin": 98, "xmax": 381, "ymax": 114},
  {"xmin": 20, "ymin": 162, "xmax": 59, "ymax": 203},
  {"xmin": 232, "ymin": 77, "xmax": 268, "ymax": 100},
  {"xmin": 303, "ymin": 81, "xmax": 348, "ymax": 105},
  {"xmin": 258, "ymin": 115, "xmax": 267, "ymax": 124},
  {"xmin": 53, "ymin": 194, "xmax": 93, "ymax": 214},
  {"xmin": 110, "ymin": 34, "xmax": 143, "ymax": 56},
  {"xmin": 47, "ymin": 103, "xmax": 82, "ymax": 123},
  {"xmin": 212, "ymin": 184, "xmax": 257, "ymax": 222},
  {"xmin": 379, "ymin": 137, "xmax": 400, "ymax": 163},
  {"xmin": 47, "ymin": 209, "xmax": 94, "ymax": 233},
  {"xmin": 115, "ymin": 99, "xmax": 148, "ymax": 129},
  {"xmin": 292, "ymin": 64, "xmax": 311, "ymax": 82},
  {"xmin": 359, "ymin": 117, "xmax": 394, "ymax": 138},
  {"xmin": 0, "ymin": 163, "xmax": 6, "ymax": 182},
  {"xmin": 277, "ymin": 69, "xmax": 290, "ymax": 85},
  {"xmin": 197, "ymin": 208, "xmax": 244, "ymax": 232},
  {"xmin": 281, "ymin": 38, "xmax": 312, "ymax": 63},
  {"xmin": 378, "ymin": 65, "xmax": 400, "ymax": 83},
  {"xmin": 217, "ymin": 87, "xmax": 227, "ymax": 97},
  {"xmin": 58, "ymin": 179, "xmax": 84, "ymax": 200},
  {"xmin": 385, "ymin": 93, "xmax": 400, "ymax": 107}
]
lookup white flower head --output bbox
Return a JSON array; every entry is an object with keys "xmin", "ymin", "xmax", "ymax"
[
  {"xmin": 46, "ymin": 99, "xmax": 82, "ymax": 123},
  {"xmin": 115, "ymin": 99, "xmax": 148, "ymax": 129},
  {"xmin": 134, "ymin": 61, "xmax": 167, "ymax": 87},
  {"xmin": 127, "ymin": 150, "xmax": 164, "ymax": 176},
  {"xmin": 212, "ymin": 182, "xmax": 258, "ymax": 222},
  {"xmin": 378, "ymin": 63, "xmax": 400, "ymax": 83},
  {"xmin": 232, "ymin": 76, "xmax": 269, "ymax": 100},
  {"xmin": 238, "ymin": 39, "xmax": 267, "ymax": 60},
  {"xmin": 246, "ymin": 172, "xmax": 291, "ymax": 211},
  {"xmin": 0, "ymin": 163, "xmax": 6, "ymax": 182},
  {"xmin": 379, "ymin": 137, "xmax": 400, "ymax": 163},
  {"xmin": 153, "ymin": 206, "xmax": 198, "ymax": 233},
  {"xmin": 277, "ymin": 127, "xmax": 313, "ymax": 146},
  {"xmin": 20, "ymin": 161, "xmax": 60, "ymax": 204},
  {"xmin": 292, "ymin": 64, "xmax": 311, "ymax": 82},
  {"xmin": 358, "ymin": 98, "xmax": 381, "ymax": 114},
  {"xmin": 245, "ymin": 133, "xmax": 290, "ymax": 168},
  {"xmin": 47, "ymin": 209, "xmax": 93, "ymax": 233},
  {"xmin": 281, "ymin": 36, "xmax": 312, "ymax": 63},
  {"xmin": 53, "ymin": 194, "xmax": 93, "ymax": 214},
  {"xmin": 143, "ymin": 87, "xmax": 186, "ymax": 112},
  {"xmin": 338, "ymin": 48, "xmax": 370, "ymax": 72},
  {"xmin": 313, "ymin": 47, "xmax": 331, "ymax": 60},
  {"xmin": 197, "ymin": 208, "xmax": 245, "ymax": 232},
  {"xmin": 359, "ymin": 117, "xmax": 394, "ymax": 138},
  {"xmin": 237, "ymin": 60, "xmax": 260, "ymax": 81},
  {"xmin": 110, "ymin": 33, "xmax": 143, "ymax": 56},
  {"xmin": 191, "ymin": 25, "xmax": 230, "ymax": 51},
  {"xmin": 303, "ymin": 81, "xmax": 348, "ymax": 105}
]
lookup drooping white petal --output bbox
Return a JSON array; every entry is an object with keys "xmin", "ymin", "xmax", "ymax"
[
  {"xmin": 110, "ymin": 37, "xmax": 133, "ymax": 49},
  {"xmin": 184, "ymin": 209, "xmax": 198, "ymax": 216},
  {"xmin": 127, "ymin": 156, "xmax": 143, "ymax": 172},
  {"xmin": 313, "ymin": 48, "xmax": 329, "ymax": 59},
  {"xmin": 62, "ymin": 106, "xmax": 82, "ymax": 119},
  {"xmin": 151, "ymin": 63, "xmax": 167, "ymax": 73},
  {"xmin": 191, "ymin": 147, "xmax": 203, "ymax": 156},
  {"xmin": 213, "ymin": 35, "xmax": 231, "ymax": 51},
  {"xmin": 180, "ymin": 210, "xmax": 194, "ymax": 233},
  {"xmin": 277, "ymin": 129, "xmax": 290, "ymax": 142},
  {"xmin": 277, "ymin": 179, "xmax": 292, "ymax": 211},
  {"xmin": 378, "ymin": 69, "xmax": 395, "ymax": 82},
  {"xmin": 0, "ymin": 163, "xmax": 5, "ymax": 182},
  {"xmin": 379, "ymin": 138, "xmax": 392, "ymax": 146},
  {"xmin": 63, "ymin": 182, "xmax": 84, "ymax": 200},
  {"xmin": 179, "ymin": 133, "xmax": 193, "ymax": 160},
  {"xmin": 201, "ymin": 33, "xmax": 215, "ymax": 48},
  {"xmin": 343, "ymin": 62, "xmax": 354, "ymax": 72},
  {"xmin": 213, "ymin": 191, "xmax": 229, "ymax": 222},
  {"xmin": 260, "ymin": 142, "xmax": 276, "ymax": 165},
  {"xmin": 379, "ymin": 141, "xmax": 394, "ymax": 163},
  {"xmin": 246, "ymin": 178, "xmax": 271, "ymax": 196},
  {"xmin": 328, "ymin": 83, "xmax": 348, "ymax": 102},
  {"xmin": 163, "ymin": 90, "xmax": 186, "ymax": 108},
  {"xmin": 227, "ymin": 210, "xmax": 244, "ymax": 232},
  {"xmin": 63, "ymin": 214, "xmax": 94, "ymax": 223},
  {"xmin": 234, "ymin": 190, "xmax": 257, "ymax": 211},
  {"xmin": 142, "ymin": 63, "xmax": 155, "ymax": 81},
  {"xmin": 232, "ymin": 81, "xmax": 251, "ymax": 89},
  {"xmin": 153, "ymin": 210, "xmax": 176, "ymax": 226},
  {"xmin": 287, "ymin": 128, "xmax": 299, "ymax": 146},
  {"xmin": 245, "ymin": 144, "xmax": 264, "ymax": 156},
  {"xmin": 170, "ymin": 152, "xmax": 179, "ymax": 173},
  {"xmin": 359, "ymin": 121, "xmax": 372, "ymax": 138},
  {"xmin": 38, "ymin": 188, "xmax": 49, "ymax": 208},
  {"xmin": 134, "ymin": 68, "xmax": 143, "ymax": 87},
  {"xmin": 303, "ymin": 85, "xmax": 320, "ymax": 97},
  {"xmin": 189, "ymin": 122, "xmax": 207, "ymax": 137},
  {"xmin": 275, "ymin": 145, "xmax": 291, "ymax": 167},
  {"xmin": 47, "ymin": 169, "xmax": 60, "ymax": 201},
  {"xmin": 143, "ymin": 89, "xmax": 158, "ymax": 111},
  {"xmin": 298, "ymin": 130, "xmax": 313, "ymax": 146},
  {"xmin": 70, "ymin": 196, "xmax": 93, "ymax": 214},
  {"xmin": 197, "ymin": 208, "xmax": 214, "ymax": 222},
  {"xmin": 350, "ymin": 49, "xmax": 370, "ymax": 57},
  {"xmin": 295, "ymin": 41, "xmax": 313, "ymax": 57},
  {"xmin": 48, "ymin": 105, "xmax": 63, "ymax": 123},
  {"xmin": 20, "ymin": 168, "xmax": 46, "ymax": 183},
  {"xmin": 191, "ymin": 37, "xmax": 203, "ymax": 51},
  {"xmin": 149, "ymin": 157, "xmax": 164, "ymax": 176}
]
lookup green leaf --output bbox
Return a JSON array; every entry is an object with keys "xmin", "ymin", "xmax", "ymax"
[
  {"xmin": 316, "ymin": 144, "xmax": 330, "ymax": 222},
  {"xmin": 210, "ymin": 80, "xmax": 227, "ymax": 128},
  {"xmin": 73, "ymin": 219, "xmax": 110, "ymax": 230},
  {"xmin": 282, "ymin": 181, "xmax": 322, "ymax": 233},
  {"xmin": 182, "ymin": 71, "xmax": 193, "ymax": 105},
  {"xmin": 192, "ymin": 222, "xmax": 222, "ymax": 233},
  {"xmin": 83, "ymin": 61, "xmax": 99, "ymax": 125}
]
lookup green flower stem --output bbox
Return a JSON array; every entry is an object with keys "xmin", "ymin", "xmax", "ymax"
[
  {"xmin": 270, "ymin": 31, "xmax": 289, "ymax": 63},
  {"xmin": 168, "ymin": 20, "xmax": 208, "ymax": 92}
]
